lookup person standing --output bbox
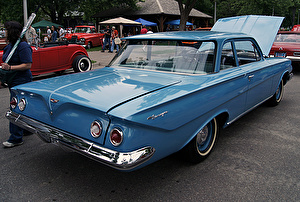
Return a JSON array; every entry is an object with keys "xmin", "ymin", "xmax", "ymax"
[
  {"xmin": 51, "ymin": 25, "xmax": 57, "ymax": 42},
  {"xmin": 27, "ymin": 26, "xmax": 36, "ymax": 45},
  {"xmin": 58, "ymin": 26, "xmax": 65, "ymax": 40},
  {"xmin": 0, "ymin": 21, "xmax": 33, "ymax": 148},
  {"xmin": 102, "ymin": 25, "xmax": 112, "ymax": 52},
  {"xmin": 147, "ymin": 27, "xmax": 153, "ymax": 34},
  {"xmin": 110, "ymin": 26, "xmax": 120, "ymax": 53},
  {"xmin": 140, "ymin": 25, "xmax": 148, "ymax": 34},
  {"xmin": 46, "ymin": 26, "xmax": 51, "ymax": 41}
]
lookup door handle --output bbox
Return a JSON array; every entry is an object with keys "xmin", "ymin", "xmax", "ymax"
[{"xmin": 248, "ymin": 75, "xmax": 254, "ymax": 81}]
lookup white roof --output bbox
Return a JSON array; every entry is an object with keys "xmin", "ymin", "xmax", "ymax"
[{"xmin": 99, "ymin": 17, "xmax": 142, "ymax": 25}]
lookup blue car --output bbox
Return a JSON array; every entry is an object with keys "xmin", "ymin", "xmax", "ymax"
[{"xmin": 6, "ymin": 16, "xmax": 293, "ymax": 171}]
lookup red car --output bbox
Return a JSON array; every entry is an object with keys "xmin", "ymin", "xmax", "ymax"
[
  {"xmin": 291, "ymin": 25, "xmax": 300, "ymax": 31},
  {"xmin": 0, "ymin": 38, "xmax": 6, "ymax": 50},
  {"xmin": 0, "ymin": 41, "xmax": 92, "ymax": 76},
  {"xmin": 64, "ymin": 25, "xmax": 104, "ymax": 49},
  {"xmin": 270, "ymin": 31, "xmax": 300, "ymax": 68}
]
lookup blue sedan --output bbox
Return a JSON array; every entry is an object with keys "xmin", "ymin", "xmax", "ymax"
[{"xmin": 5, "ymin": 16, "xmax": 293, "ymax": 171}]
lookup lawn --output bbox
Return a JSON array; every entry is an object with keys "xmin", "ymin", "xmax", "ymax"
[{"xmin": 86, "ymin": 46, "xmax": 103, "ymax": 52}]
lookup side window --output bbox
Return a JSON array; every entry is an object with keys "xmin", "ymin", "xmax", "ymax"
[
  {"xmin": 234, "ymin": 40, "xmax": 261, "ymax": 66},
  {"xmin": 220, "ymin": 41, "xmax": 236, "ymax": 70}
]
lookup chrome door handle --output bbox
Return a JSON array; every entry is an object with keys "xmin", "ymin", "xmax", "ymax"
[{"xmin": 248, "ymin": 75, "xmax": 254, "ymax": 81}]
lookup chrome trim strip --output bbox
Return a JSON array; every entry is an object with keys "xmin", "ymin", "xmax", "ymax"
[
  {"xmin": 226, "ymin": 95, "xmax": 273, "ymax": 126},
  {"xmin": 6, "ymin": 110, "xmax": 155, "ymax": 171}
]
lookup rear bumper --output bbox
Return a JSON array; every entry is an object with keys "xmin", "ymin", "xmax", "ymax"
[
  {"xmin": 286, "ymin": 56, "xmax": 300, "ymax": 62},
  {"xmin": 6, "ymin": 110, "xmax": 155, "ymax": 171}
]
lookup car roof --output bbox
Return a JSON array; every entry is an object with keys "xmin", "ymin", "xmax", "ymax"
[{"xmin": 124, "ymin": 31, "xmax": 249, "ymax": 41}]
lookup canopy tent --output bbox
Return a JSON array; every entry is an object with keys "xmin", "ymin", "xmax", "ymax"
[
  {"xmin": 165, "ymin": 19, "xmax": 193, "ymax": 26},
  {"xmin": 135, "ymin": 18, "xmax": 157, "ymax": 26},
  {"xmin": 99, "ymin": 17, "xmax": 142, "ymax": 36},
  {"xmin": 32, "ymin": 20, "xmax": 63, "ymax": 29}
]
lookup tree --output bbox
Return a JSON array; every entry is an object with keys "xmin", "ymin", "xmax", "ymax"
[
  {"xmin": 0, "ymin": 0, "xmax": 25, "ymax": 23},
  {"xmin": 177, "ymin": 0, "xmax": 198, "ymax": 31},
  {"xmin": 32, "ymin": 0, "xmax": 82, "ymax": 24},
  {"xmin": 81, "ymin": 0, "xmax": 138, "ymax": 22}
]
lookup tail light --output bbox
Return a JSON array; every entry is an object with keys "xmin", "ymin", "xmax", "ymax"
[
  {"xmin": 90, "ymin": 121, "xmax": 102, "ymax": 138},
  {"xmin": 18, "ymin": 98, "xmax": 26, "ymax": 111},
  {"xmin": 110, "ymin": 128, "xmax": 123, "ymax": 146},
  {"xmin": 10, "ymin": 97, "xmax": 18, "ymax": 109}
]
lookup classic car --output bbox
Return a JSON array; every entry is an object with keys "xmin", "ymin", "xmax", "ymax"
[
  {"xmin": 64, "ymin": 25, "xmax": 104, "ymax": 49},
  {"xmin": 5, "ymin": 16, "xmax": 293, "ymax": 171},
  {"xmin": 0, "ymin": 41, "xmax": 92, "ymax": 76},
  {"xmin": 269, "ymin": 31, "xmax": 300, "ymax": 69},
  {"xmin": 0, "ymin": 38, "xmax": 6, "ymax": 50},
  {"xmin": 291, "ymin": 24, "xmax": 300, "ymax": 31}
]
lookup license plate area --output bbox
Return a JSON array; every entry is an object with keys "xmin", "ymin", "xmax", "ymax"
[{"xmin": 275, "ymin": 52, "xmax": 286, "ymax": 57}]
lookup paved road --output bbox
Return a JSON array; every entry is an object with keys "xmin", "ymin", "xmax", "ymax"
[{"xmin": 0, "ymin": 70, "xmax": 299, "ymax": 201}]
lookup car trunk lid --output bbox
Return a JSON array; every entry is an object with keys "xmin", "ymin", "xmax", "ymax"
[
  {"xmin": 211, "ymin": 15, "xmax": 284, "ymax": 56},
  {"xmin": 19, "ymin": 67, "xmax": 182, "ymax": 114}
]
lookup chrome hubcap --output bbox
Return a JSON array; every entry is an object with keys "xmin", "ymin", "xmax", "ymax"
[{"xmin": 197, "ymin": 125, "xmax": 208, "ymax": 145}]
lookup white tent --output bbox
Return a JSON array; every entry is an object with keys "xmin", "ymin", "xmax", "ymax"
[{"xmin": 99, "ymin": 17, "xmax": 142, "ymax": 36}]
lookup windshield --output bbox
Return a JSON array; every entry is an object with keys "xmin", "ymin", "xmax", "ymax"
[
  {"xmin": 275, "ymin": 33, "xmax": 300, "ymax": 43},
  {"xmin": 74, "ymin": 27, "xmax": 91, "ymax": 33},
  {"xmin": 110, "ymin": 40, "xmax": 216, "ymax": 74}
]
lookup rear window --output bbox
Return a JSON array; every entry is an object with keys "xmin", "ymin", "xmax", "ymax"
[{"xmin": 110, "ymin": 40, "xmax": 216, "ymax": 74}]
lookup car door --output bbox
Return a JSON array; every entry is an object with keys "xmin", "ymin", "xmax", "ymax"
[
  {"xmin": 217, "ymin": 41, "xmax": 248, "ymax": 120},
  {"xmin": 38, "ymin": 45, "xmax": 60, "ymax": 72},
  {"xmin": 234, "ymin": 39, "xmax": 273, "ymax": 110}
]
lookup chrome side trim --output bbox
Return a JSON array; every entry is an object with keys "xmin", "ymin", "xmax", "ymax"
[
  {"xmin": 225, "ymin": 95, "xmax": 273, "ymax": 126},
  {"xmin": 6, "ymin": 110, "xmax": 155, "ymax": 171}
]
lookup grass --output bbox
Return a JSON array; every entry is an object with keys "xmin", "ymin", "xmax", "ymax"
[{"xmin": 86, "ymin": 46, "xmax": 102, "ymax": 52}]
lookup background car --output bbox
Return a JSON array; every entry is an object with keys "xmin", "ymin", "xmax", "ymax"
[
  {"xmin": 5, "ymin": 16, "xmax": 293, "ymax": 171},
  {"xmin": 0, "ymin": 38, "xmax": 6, "ymax": 50},
  {"xmin": 270, "ymin": 31, "xmax": 300, "ymax": 69},
  {"xmin": 291, "ymin": 24, "xmax": 300, "ymax": 31},
  {"xmin": 0, "ymin": 41, "xmax": 92, "ymax": 76},
  {"xmin": 64, "ymin": 25, "xmax": 104, "ymax": 49}
]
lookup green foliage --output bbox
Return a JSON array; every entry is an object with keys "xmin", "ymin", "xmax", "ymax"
[
  {"xmin": 0, "ymin": 0, "xmax": 24, "ymax": 23},
  {"xmin": 0, "ymin": 0, "xmax": 299, "ymax": 28},
  {"xmin": 210, "ymin": 0, "xmax": 300, "ymax": 28}
]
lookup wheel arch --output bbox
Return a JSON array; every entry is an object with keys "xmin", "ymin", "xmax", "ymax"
[
  {"xmin": 69, "ymin": 51, "xmax": 88, "ymax": 64},
  {"xmin": 282, "ymin": 71, "xmax": 291, "ymax": 86},
  {"xmin": 180, "ymin": 111, "xmax": 229, "ymax": 150}
]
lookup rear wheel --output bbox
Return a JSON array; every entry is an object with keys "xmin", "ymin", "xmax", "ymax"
[
  {"xmin": 183, "ymin": 118, "xmax": 219, "ymax": 163},
  {"xmin": 268, "ymin": 79, "xmax": 284, "ymax": 106},
  {"xmin": 72, "ymin": 55, "xmax": 92, "ymax": 72}
]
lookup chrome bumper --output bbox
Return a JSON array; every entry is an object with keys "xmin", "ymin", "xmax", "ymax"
[{"xmin": 6, "ymin": 110, "xmax": 155, "ymax": 171}]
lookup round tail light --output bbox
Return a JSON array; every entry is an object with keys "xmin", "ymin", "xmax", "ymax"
[
  {"xmin": 90, "ymin": 121, "xmax": 102, "ymax": 138},
  {"xmin": 18, "ymin": 98, "xmax": 26, "ymax": 111},
  {"xmin": 110, "ymin": 128, "xmax": 123, "ymax": 146},
  {"xmin": 10, "ymin": 97, "xmax": 18, "ymax": 109}
]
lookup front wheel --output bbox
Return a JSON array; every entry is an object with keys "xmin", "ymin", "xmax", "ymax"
[
  {"xmin": 268, "ymin": 79, "xmax": 284, "ymax": 106},
  {"xmin": 182, "ymin": 118, "xmax": 219, "ymax": 163},
  {"xmin": 72, "ymin": 55, "xmax": 92, "ymax": 72}
]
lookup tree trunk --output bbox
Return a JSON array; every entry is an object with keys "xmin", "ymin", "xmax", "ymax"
[{"xmin": 177, "ymin": 0, "xmax": 197, "ymax": 31}]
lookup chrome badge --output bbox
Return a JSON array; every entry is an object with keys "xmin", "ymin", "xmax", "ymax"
[
  {"xmin": 50, "ymin": 98, "xmax": 60, "ymax": 103},
  {"xmin": 147, "ymin": 111, "xmax": 168, "ymax": 120}
]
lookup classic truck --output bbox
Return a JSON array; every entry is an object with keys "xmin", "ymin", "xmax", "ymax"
[{"xmin": 64, "ymin": 25, "xmax": 104, "ymax": 49}]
